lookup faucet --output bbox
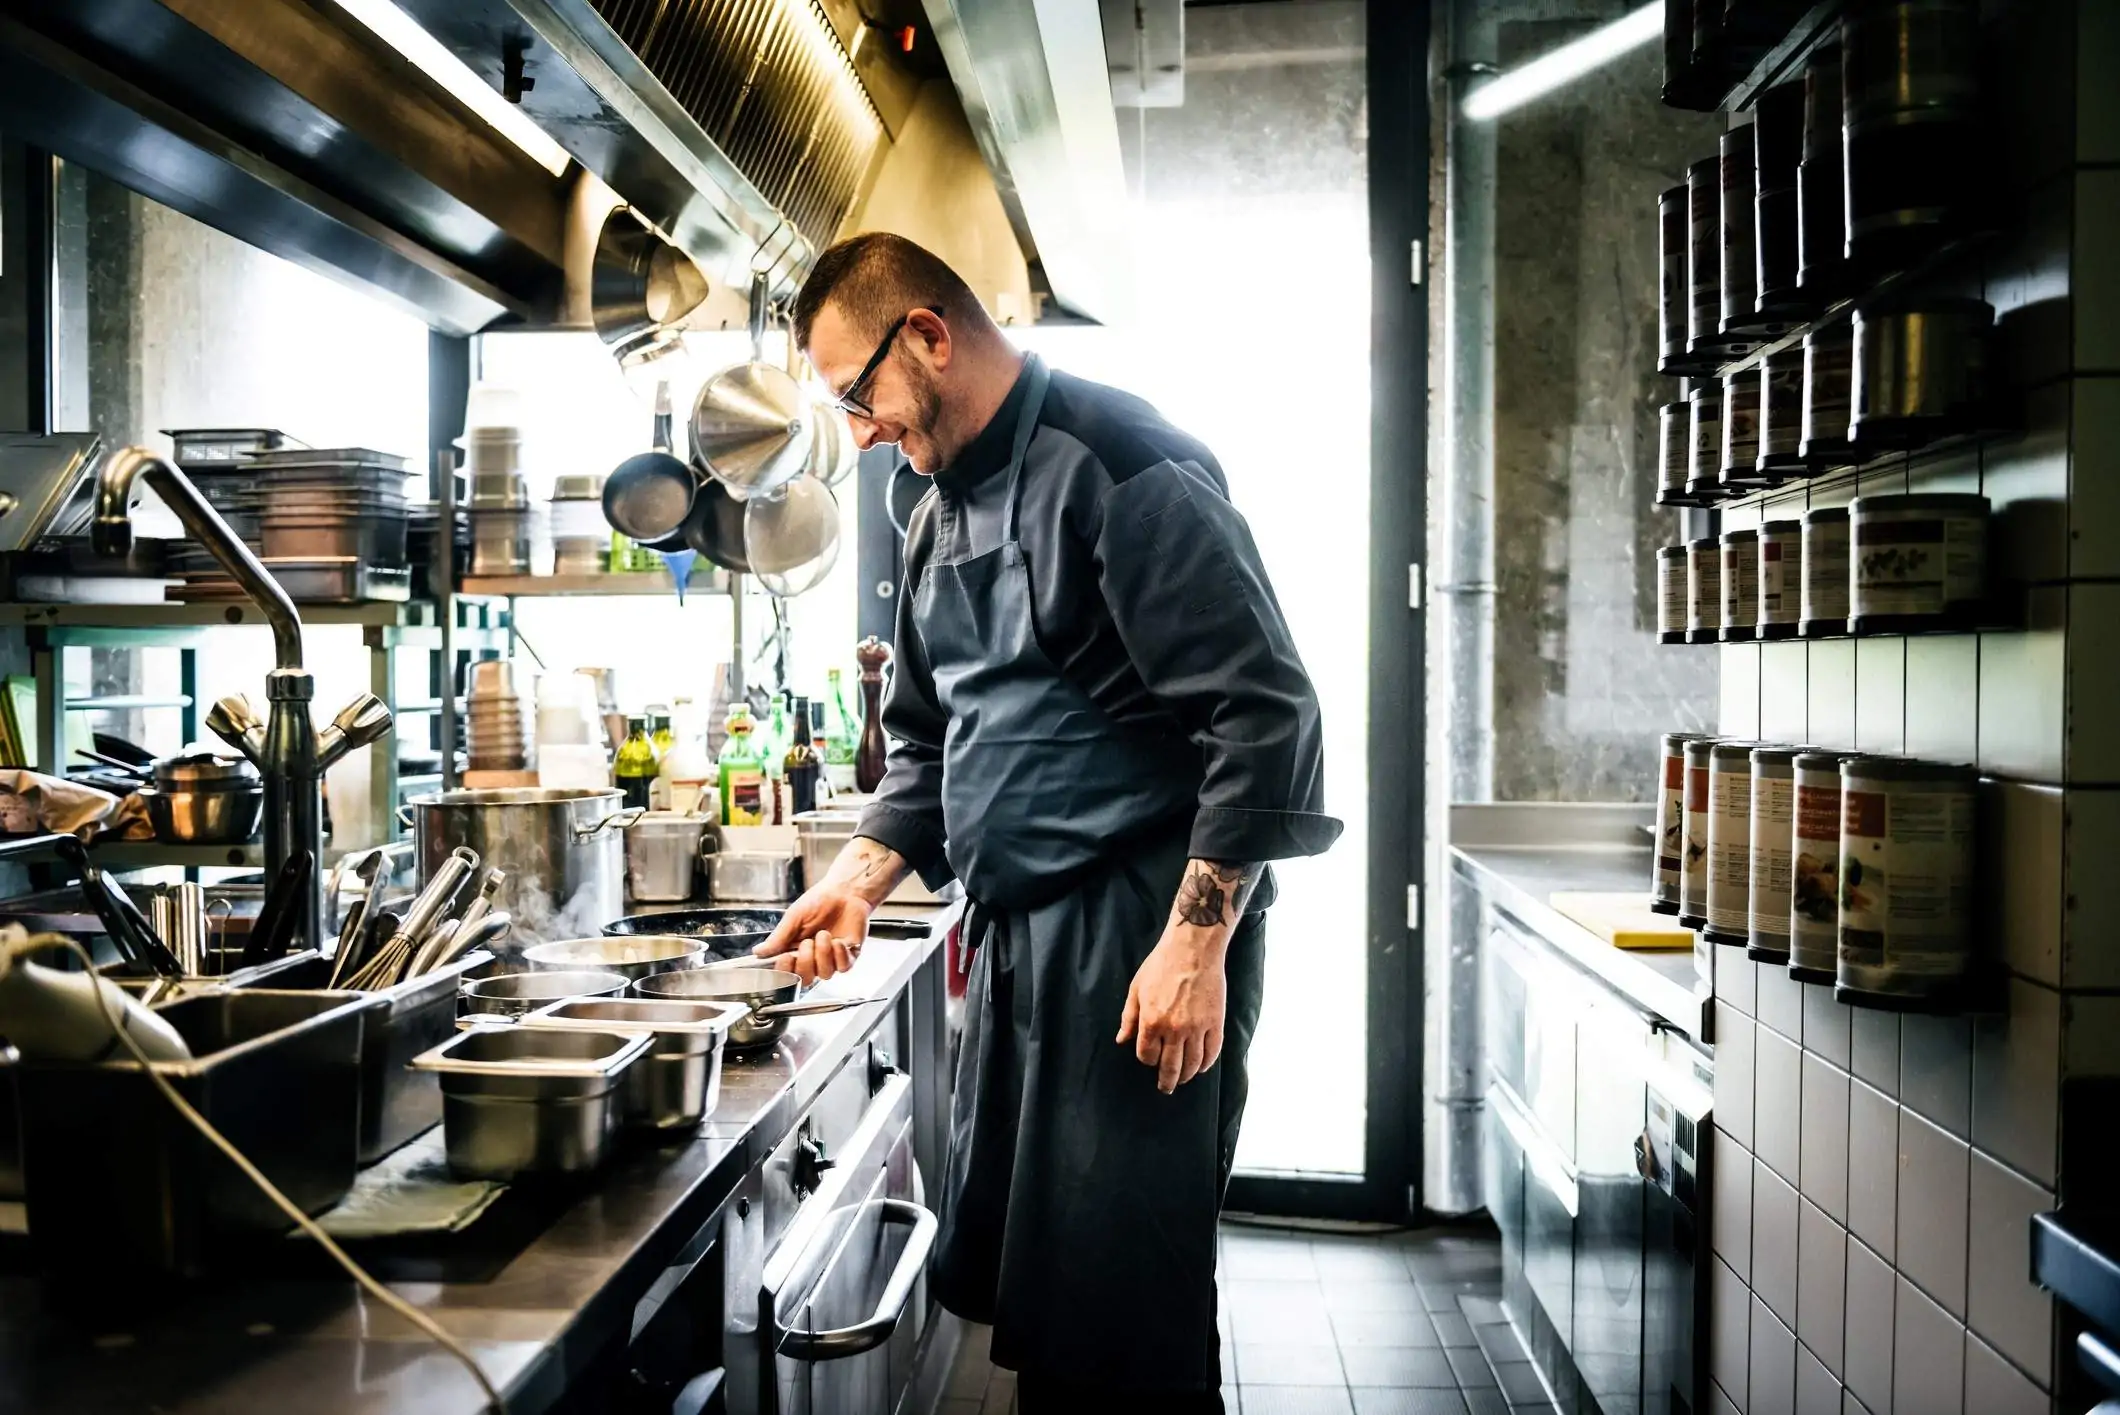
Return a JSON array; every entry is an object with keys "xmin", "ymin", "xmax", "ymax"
[{"xmin": 94, "ymin": 446, "xmax": 394, "ymax": 955}]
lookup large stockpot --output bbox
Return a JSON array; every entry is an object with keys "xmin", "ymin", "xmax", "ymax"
[{"xmin": 408, "ymin": 788, "xmax": 637, "ymax": 943}]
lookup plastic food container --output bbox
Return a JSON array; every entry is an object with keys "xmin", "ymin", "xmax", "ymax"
[
  {"xmin": 1848, "ymin": 492, "xmax": 1990, "ymax": 634},
  {"xmin": 1747, "ymin": 745, "xmax": 1800, "ymax": 965},
  {"xmin": 1834, "ymin": 755, "xmax": 1978, "ymax": 1009}
]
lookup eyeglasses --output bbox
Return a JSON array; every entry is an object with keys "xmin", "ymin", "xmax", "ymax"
[{"xmin": 829, "ymin": 305, "xmax": 942, "ymax": 419}]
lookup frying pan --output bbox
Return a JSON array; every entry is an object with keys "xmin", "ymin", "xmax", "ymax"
[
  {"xmin": 602, "ymin": 907, "xmax": 930, "ymax": 952},
  {"xmin": 602, "ymin": 384, "xmax": 695, "ymax": 544},
  {"xmin": 679, "ymin": 476, "xmax": 751, "ymax": 572},
  {"xmin": 632, "ymin": 965, "xmax": 879, "ymax": 1051}
]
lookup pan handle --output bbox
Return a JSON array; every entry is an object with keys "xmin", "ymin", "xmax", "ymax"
[
  {"xmin": 751, "ymin": 995, "xmax": 884, "ymax": 1021},
  {"xmin": 575, "ymin": 807, "xmax": 645, "ymax": 842}
]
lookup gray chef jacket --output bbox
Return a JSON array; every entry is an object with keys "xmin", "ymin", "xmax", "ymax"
[{"xmin": 854, "ymin": 361, "xmax": 1341, "ymax": 886}]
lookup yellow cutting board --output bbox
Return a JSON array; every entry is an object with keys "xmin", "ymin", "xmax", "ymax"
[{"xmin": 1548, "ymin": 891, "xmax": 1695, "ymax": 950}]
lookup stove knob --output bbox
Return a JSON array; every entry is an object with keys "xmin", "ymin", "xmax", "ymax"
[{"xmin": 792, "ymin": 1124, "xmax": 836, "ymax": 1197}]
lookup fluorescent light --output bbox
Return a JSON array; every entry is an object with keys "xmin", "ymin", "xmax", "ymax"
[
  {"xmin": 1461, "ymin": 4, "xmax": 1662, "ymax": 122},
  {"xmin": 329, "ymin": 0, "xmax": 572, "ymax": 177}
]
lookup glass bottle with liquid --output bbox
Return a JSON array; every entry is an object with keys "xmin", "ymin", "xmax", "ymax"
[
  {"xmin": 785, "ymin": 698, "xmax": 821, "ymax": 817},
  {"xmin": 615, "ymin": 715, "xmax": 658, "ymax": 811},
  {"xmin": 718, "ymin": 708, "xmax": 767, "ymax": 826},
  {"xmin": 646, "ymin": 706, "xmax": 673, "ymax": 808},
  {"xmin": 824, "ymin": 667, "xmax": 859, "ymax": 792}
]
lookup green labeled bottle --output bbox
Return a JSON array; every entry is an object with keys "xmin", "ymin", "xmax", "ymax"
[
  {"xmin": 824, "ymin": 667, "xmax": 859, "ymax": 792},
  {"xmin": 718, "ymin": 708, "xmax": 767, "ymax": 826},
  {"xmin": 615, "ymin": 715, "xmax": 657, "ymax": 812}
]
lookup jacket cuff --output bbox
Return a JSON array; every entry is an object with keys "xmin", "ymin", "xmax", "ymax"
[
  {"xmin": 1187, "ymin": 806, "xmax": 1344, "ymax": 864},
  {"xmin": 852, "ymin": 802, "xmax": 956, "ymax": 890}
]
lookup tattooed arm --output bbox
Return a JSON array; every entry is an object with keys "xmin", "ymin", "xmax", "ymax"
[
  {"xmin": 755, "ymin": 836, "xmax": 910, "ymax": 984},
  {"xmin": 1117, "ymin": 857, "xmax": 1263, "ymax": 1094}
]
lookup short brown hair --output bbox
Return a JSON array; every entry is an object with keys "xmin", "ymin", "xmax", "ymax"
[{"xmin": 792, "ymin": 232, "xmax": 979, "ymax": 351}]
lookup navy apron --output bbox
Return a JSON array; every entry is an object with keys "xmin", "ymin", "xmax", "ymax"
[{"xmin": 918, "ymin": 355, "xmax": 1267, "ymax": 1394}]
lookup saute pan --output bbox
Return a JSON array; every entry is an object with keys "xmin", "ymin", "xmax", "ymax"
[{"xmin": 632, "ymin": 965, "xmax": 878, "ymax": 1051}]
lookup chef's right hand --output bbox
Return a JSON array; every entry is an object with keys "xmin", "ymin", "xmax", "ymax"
[{"xmin": 755, "ymin": 886, "xmax": 873, "ymax": 983}]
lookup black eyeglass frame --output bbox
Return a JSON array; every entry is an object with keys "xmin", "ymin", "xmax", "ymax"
[{"xmin": 829, "ymin": 304, "xmax": 943, "ymax": 418}]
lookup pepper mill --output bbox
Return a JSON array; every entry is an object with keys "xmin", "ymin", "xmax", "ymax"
[{"xmin": 855, "ymin": 635, "xmax": 892, "ymax": 793}]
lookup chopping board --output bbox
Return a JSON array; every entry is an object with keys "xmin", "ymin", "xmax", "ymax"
[{"xmin": 1548, "ymin": 891, "xmax": 1694, "ymax": 950}]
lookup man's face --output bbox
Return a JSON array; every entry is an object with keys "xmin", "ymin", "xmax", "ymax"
[{"xmin": 805, "ymin": 303, "xmax": 950, "ymax": 475}]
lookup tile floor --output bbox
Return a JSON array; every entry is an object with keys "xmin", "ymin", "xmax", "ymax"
[{"xmin": 940, "ymin": 1220, "xmax": 1553, "ymax": 1415}]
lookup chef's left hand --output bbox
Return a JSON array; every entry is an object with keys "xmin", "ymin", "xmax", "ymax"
[{"xmin": 1116, "ymin": 925, "xmax": 1228, "ymax": 1094}]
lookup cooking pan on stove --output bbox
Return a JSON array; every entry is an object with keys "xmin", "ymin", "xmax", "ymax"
[
  {"xmin": 602, "ymin": 906, "xmax": 930, "ymax": 953},
  {"xmin": 633, "ymin": 965, "xmax": 880, "ymax": 1051}
]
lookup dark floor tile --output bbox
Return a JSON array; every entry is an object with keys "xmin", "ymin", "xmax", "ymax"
[
  {"xmin": 1331, "ymin": 1310, "xmax": 1441, "ymax": 1349},
  {"xmin": 1314, "ymin": 1246, "xmax": 1422, "ymax": 1283},
  {"xmin": 1506, "ymin": 1405, "xmax": 1556, "ymax": 1415},
  {"xmin": 1491, "ymin": 1361, "xmax": 1549, "ymax": 1406},
  {"xmin": 1407, "ymin": 1249, "xmax": 1504, "ymax": 1282},
  {"xmin": 1420, "ymin": 1281, "xmax": 1501, "ymax": 1315},
  {"xmin": 1226, "ymin": 1238, "xmax": 1322, "ymax": 1280},
  {"xmin": 940, "ymin": 1401, "xmax": 982, "ymax": 1415},
  {"xmin": 1444, "ymin": 1346, "xmax": 1497, "ymax": 1389},
  {"xmin": 1322, "ymin": 1280, "xmax": 1428, "ymax": 1315},
  {"xmin": 1238, "ymin": 1342, "xmax": 1347, "ymax": 1386},
  {"xmin": 1336, "ymin": 1347, "xmax": 1459, "ymax": 1388},
  {"xmin": 1430, "ymin": 1313, "xmax": 1476, "ymax": 1348},
  {"xmin": 1238, "ymin": 1387, "xmax": 1356, "ymax": 1415},
  {"xmin": 1463, "ymin": 1392, "xmax": 1510, "ymax": 1415},
  {"xmin": 1231, "ymin": 1304, "xmax": 1338, "ymax": 1346},
  {"xmin": 1471, "ymin": 1322, "xmax": 1523, "ymax": 1366},
  {"xmin": 1349, "ymin": 1389, "xmax": 1471, "ymax": 1415}
]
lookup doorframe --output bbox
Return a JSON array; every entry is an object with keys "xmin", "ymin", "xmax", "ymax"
[{"xmin": 1225, "ymin": 0, "xmax": 1433, "ymax": 1224}]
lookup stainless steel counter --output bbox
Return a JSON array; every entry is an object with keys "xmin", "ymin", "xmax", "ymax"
[{"xmin": 0, "ymin": 906, "xmax": 956, "ymax": 1415}]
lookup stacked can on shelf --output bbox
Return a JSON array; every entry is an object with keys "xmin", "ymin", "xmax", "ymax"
[
  {"xmin": 1703, "ymin": 740, "xmax": 1758, "ymax": 946},
  {"xmin": 1748, "ymin": 745, "xmax": 1800, "ymax": 964}
]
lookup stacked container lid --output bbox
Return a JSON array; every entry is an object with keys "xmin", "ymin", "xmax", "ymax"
[{"xmin": 166, "ymin": 435, "xmax": 411, "ymax": 602}]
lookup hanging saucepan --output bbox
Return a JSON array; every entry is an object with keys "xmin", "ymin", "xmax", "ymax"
[
  {"xmin": 677, "ymin": 471, "xmax": 752, "ymax": 572},
  {"xmin": 602, "ymin": 382, "xmax": 695, "ymax": 544},
  {"xmin": 633, "ymin": 964, "xmax": 880, "ymax": 1052},
  {"xmin": 690, "ymin": 272, "xmax": 813, "ymax": 501},
  {"xmin": 743, "ymin": 473, "xmax": 841, "ymax": 598},
  {"xmin": 590, "ymin": 208, "xmax": 709, "ymax": 350},
  {"xmin": 806, "ymin": 399, "xmax": 857, "ymax": 488}
]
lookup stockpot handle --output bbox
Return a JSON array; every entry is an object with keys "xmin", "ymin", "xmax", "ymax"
[
  {"xmin": 773, "ymin": 1199, "xmax": 937, "ymax": 1360},
  {"xmin": 575, "ymin": 807, "xmax": 645, "ymax": 842}
]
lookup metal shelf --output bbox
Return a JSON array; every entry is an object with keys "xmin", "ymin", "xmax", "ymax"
[
  {"xmin": 460, "ymin": 570, "xmax": 734, "ymax": 598},
  {"xmin": 0, "ymin": 600, "xmax": 436, "ymax": 630},
  {"xmin": 65, "ymin": 694, "xmax": 193, "ymax": 711}
]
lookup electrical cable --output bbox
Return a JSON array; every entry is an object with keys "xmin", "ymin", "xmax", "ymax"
[{"xmin": 6, "ymin": 934, "xmax": 506, "ymax": 1413}]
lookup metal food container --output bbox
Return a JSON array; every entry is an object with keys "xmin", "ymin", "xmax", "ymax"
[
  {"xmin": 12, "ymin": 988, "xmax": 369, "ymax": 1278},
  {"xmin": 520, "ymin": 997, "xmax": 741, "ymax": 1132},
  {"xmin": 793, "ymin": 810, "xmax": 949, "ymax": 904},
  {"xmin": 625, "ymin": 811, "xmax": 707, "ymax": 902},
  {"xmin": 705, "ymin": 850, "xmax": 799, "ymax": 903},
  {"xmin": 460, "ymin": 967, "xmax": 628, "ymax": 1018},
  {"xmin": 412, "ymin": 1025, "xmax": 650, "ymax": 1180},
  {"xmin": 408, "ymin": 787, "xmax": 636, "ymax": 943},
  {"xmin": 522, "ymin": 934, "xmax": 706, "ymax": 982}
]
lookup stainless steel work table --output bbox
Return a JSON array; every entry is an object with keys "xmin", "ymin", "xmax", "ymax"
[
  {"xmin": 1449, "ymin": 803, "xmax": 1707, "ymax": 1039},
  {"xmin": 0, "ymin": 909, "xmax": 955, "ymax": 1415}
]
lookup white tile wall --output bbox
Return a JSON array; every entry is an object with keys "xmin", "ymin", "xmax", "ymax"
[
  {"xmin": 1806, "ymin": 984, "xmax": 1853, "ymax": 1069},
  {"xmin": 1849, "ymin": 1082, "xmax": 1900, "ymax": 1260},
  {"xmin": 1807, "ymin": 640, "xmax": 1856, "ymax": 749},
  {"xmin": 1723, "ymin": 644, "xmax": 1762, "ymax": 739},
  {"xmin": 1799, "ymin": 1199, "xmax": 1848, "ymax": 1377},
  {"xmin": 1759, "ymin": 966, "xmax": 1805, "ymax": 1043},
  {"xmin": 1972, "ymin": 979, "xmax": 2063, "ymax": 1186},
  {"xmin": 2083, "ymin": 0, "xmax": 2120, "ymax": 166},
  {"xmin": 1965, "ymin": 1331, "xmax": 2049, "ymax": 1415},
  {"xmin": 1966, "ymin": 1152, "xmax": 2056, "ymax": 1389},
  {"xmin": 2069, "ymin": 584, "xmax": 2120, "ymax": 782},
  {"xmin": 2075, "ymin": 167, "xmax": 2120, "ymax": 371},
  {"xmin": 1718, "ymin": 1010, "xmax": 1757, "ymax": 1151},
  {"xmin": 1797, "ymin": 1343, "xmax": 1840, "ymax": 1415},
  {"xmin": 1756, "ymin": 1160, "xmax": 1801, "ymax": 1328},
  {"xmin": 1715, "ymin": 1381, "xmax": 1744, "ymax": 1415},
  {"xmin": 1989, "ymin": 782, "xmax": 2063, "ymax": 989},
  {"xmin": 2072, "ymin": 377, "xmax": 2120, "ymax": 580},
  {"xmin": 1905, "ymin": 636, "xmax": 1980, "ymax": 763},
  {"xmin": 1720, "ymin": 954, "xmax": 1761, "ymax": 1021},
  {"xmin": 1901, "ymin": 1015, "xmax": 1974, "ymax": 1140},
  {"xmin": 1763, "ymin": 642, "xmax": 1809, "ymax": 744},
  {"xmin": 1802, "ymin": 1054, "xmax": 1852, "ymax": 1223},
  {"xmin": 1754, "ymin": 1297, "xmax": 1799, "ymax": 1415},
  {"xmin": 1978, "ymin": 590, "xmax": 2067, "ymax": 782},
  {"xmin": 1895, "ymin": 1112, "xmax": 1971, "ymax": 1318},
  {"xmin": 1843, "ymin": 1393, "xmax": 1872, "ymax": 1415},
  {"xmin": 1844, "ymin": 1239, "xmax": 1896, "ymax": 1415},
  {"xmin": 1852, "ymin": 1011, "xmax": 1901, "ymax": 1098},
  {"xmin": 1854, "ymin": 638, "xmax": 1907, "ymax": 755},
  {"xmin": 1758, "ymin": 1027, "xmax": 1803, "ymax": 1183},
  {"xmin": 2068, "ymin": 788, "xmax": 2120, "ymax": 989},
  {"xmin": 1892, "ymin": 1278, "xmax": 1966, "ymax": 1415},
  {"xmin": 1716, "ymin": 1130, "xmax": 1756, "ymax": 1284},
  {"xmin": 1716, "ymin": 1255, "xmax": 1752, "ymax": 1411}
]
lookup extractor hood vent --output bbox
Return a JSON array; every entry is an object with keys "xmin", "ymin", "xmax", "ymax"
[{"xmin": 591, "ymin": 0, "xmax": 884, "ymax": 252}]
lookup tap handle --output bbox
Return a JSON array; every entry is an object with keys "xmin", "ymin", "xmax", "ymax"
[
  {"xmin": 205, "ymin": 695, "xmax": 268, "ymax": 765},
  {"xmin": 317, "ymin": 692, "xmax": 395, "ymax": 770}
]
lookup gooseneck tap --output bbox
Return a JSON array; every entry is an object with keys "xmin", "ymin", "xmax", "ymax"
[{"xmin": 94, "ymin": 447, "xmax": 393, "ymax": 957}]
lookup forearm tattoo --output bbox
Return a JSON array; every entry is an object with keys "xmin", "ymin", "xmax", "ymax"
[{"xmin": 1174, "ymin": 860, "xmax": 1262, "ymax": 927}]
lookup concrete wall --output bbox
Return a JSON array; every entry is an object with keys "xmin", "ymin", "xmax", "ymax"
[{"xmin": 1704, "ymin": 4, "xmax": 2116, "ymax": 1413}]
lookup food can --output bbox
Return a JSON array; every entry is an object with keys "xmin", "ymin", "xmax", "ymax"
[
  {"xmin": 1721, "ymin": 372, "xmax": 1763, "ymax": 489},
  {"xmin": 1687, "ymin": 536, "xmax": 1723, "ymax": 644},
  {"xmin": 1659, "ymin": 184, "xmax": 1692, "ymax": 374},
  {"xmin": 1788, "ymin": 749, "xmax": 1849, "ymax": 982},
  {"xmin": 1687, "ymin": 382, "xmax": 1726, "ymax": 502},
  {"xmin": 1652, "ymin": 731, "xmax": 1711, "ymax": 913},
  {"xmin": 1748, "ymin": 745, "xmax": 1800, "ymax": 964},
  {"xmin": 1850, "ymin": 300, "xmax": 1992, "ymax": 453},
  {"xmin": 1687, "ymin": 157, "xmax": 1725, "ymax": 361},
  {"xmin": 1835, "ymin": 755, "xmax": 1979, "ymax": 1008},
  {"xmin": 1705, "ymin": 741, "xmax": 1758, "ymax": 946},
  {"xmin": 1657, "ymin": 545, "xmax": 1690, "ymax": 643},
  {"xmin": 1848, "ymin": 492, "xmax": 1990, "ymax": 633},
  {"xmin": 1753, "ymin": 79, "xmax": 1808, "ymax": 323},
  {"xmin": 1657, "ymin": 386, "xmax": 1695, "ymax": 506},
  {"xmin": 1756, "ymin": 354, "xmax": 1807, "ymax": 480},
  {"xmin": 1678, "ymin": 738, "xmax": 1718, "ymax": 930},
  {"xmin": 1719, "ymin": 130, "xmax": 1760, "ymax": 340},
  {"xmin": 1799, "ymin": 324, "xmax": 1858, "ymax": 468},
  {"xmin": 1800, "ymin": 505, "xmax": 1851, "ymax": 637},
  {"xmin": 1796, "ymin": 44, "xmax": 1847, "ymax": 297},
  {"xmin": 1841, "ymin": 0, "xmax": 1980, "ymax": 271},
  {"xmin": 1720, "ymin": 529, "xmax": 1759, "ymax": 642},
  {"xmin": 1758, "ymin": 519, "xmax": 1803, "ymax": 638}
]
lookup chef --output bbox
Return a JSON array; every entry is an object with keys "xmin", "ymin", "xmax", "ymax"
[{"xmin": 758, "ymin": 232, "xmax": 1340, "ymax": 1413}]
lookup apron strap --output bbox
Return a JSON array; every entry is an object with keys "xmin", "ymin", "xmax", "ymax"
[{"xmin": 1002, "ymin": 355, "xmax": 1054, "ymax": 544}]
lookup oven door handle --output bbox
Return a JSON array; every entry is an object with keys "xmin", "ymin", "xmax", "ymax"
[{"xmin": 774, "ymin": 1198, "xmax": 938, "ymax": 1361}]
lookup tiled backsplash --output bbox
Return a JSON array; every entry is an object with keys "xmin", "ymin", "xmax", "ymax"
[{"xmin": 1702, "ymin": 5, "xmax": 2115, "ymax": 1412}]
